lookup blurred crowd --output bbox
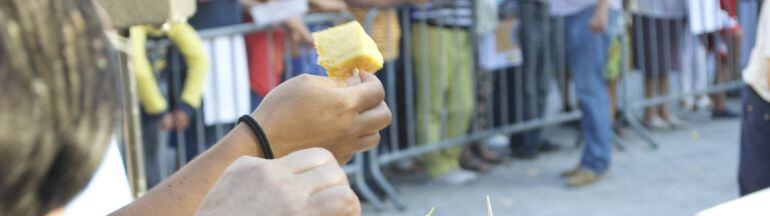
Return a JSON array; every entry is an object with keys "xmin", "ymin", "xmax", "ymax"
[{"xmin": 133, "ymin": 0, "xmax": 760, "ymax": 191}]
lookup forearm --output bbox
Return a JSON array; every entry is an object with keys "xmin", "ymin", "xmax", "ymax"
[
  {"xmin": 345, "ymin": 0, "xmax": 405, "ymax": 8},
  {"xmin": 130, "ymin": 26, "xmax": 168, "ymax": 114},
  {"xmin": 112, "ymin": 124, "xmax": 262, "ymax": 216},
  {"xmin": 167, "ymin": 22, "xmax": 209, "ymax": 108},
  {"xmin": 595, "ymin": 0, "xmax": 609, "ymax": 14},
  {"xmin": 766, "ymin": 59, "xmax": 770, "ymax": 86},
  {"xmin": 238, "ymin": 0, "xmax": 261, "ymax": 11}
]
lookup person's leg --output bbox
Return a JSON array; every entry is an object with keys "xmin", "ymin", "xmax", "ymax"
[
  {"xmin": 564, "ymin": 7, "xmax": 612, "ymax": 175},
  {"xmin": 738, "ymin": 86, "xmax": 770, "ymax": 195},
  {"xmin": 141, "ymin": 111, "xmax": 166, "ymax": 188},
  {"xmin": 413, "ymin": 24, "xmax": 455, "ymax": 177},
  {"xmin": 644, "ymin": 74, "xmax": 658, "ymax": 122},
  {"xmin": 727, "ymin": 28, "xmax": 744, "ymax": 81},
  {"xmin": 509, "ymin": 0, "xmax": 540, "ymax": 157},
  {"xmin": 445, "ymin": 28, "xmax": 474, "ymax": 158}
]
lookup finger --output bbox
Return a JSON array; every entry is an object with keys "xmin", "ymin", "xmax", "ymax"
[
  {"xmin": 308, "ymin": 186, "xmax": 360, "ymax": 216},
  {"xmin": 357, "ymin": 132, "xmax": 381, "ymax": 151},
  {"xmin": 345, "ymin": 70, "xmax": 362, "ymax": 86},
  {"xmin": 277, "ymin": 148, "xmax": 336, "ymax": 173},
  {"xmin": 297, "ymin": 163, "xmax": 348, "ymax": 194},
  {"xmin": 355, "ymin": 102, "xmax": 391, "ymax": 134},
  {"xmin": 344, "ymin": 72, "xmax": 384, "ymax": 112}
]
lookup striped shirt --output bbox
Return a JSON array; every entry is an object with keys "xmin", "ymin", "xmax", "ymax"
[{"xmin": 411, "ymin": 0, "xmax": 473, "ymax": 28}]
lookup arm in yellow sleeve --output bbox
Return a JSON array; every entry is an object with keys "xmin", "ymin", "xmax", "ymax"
[
  {"xmin": 166, "ymin": 22, "xmax": 210, "ymax": 109},
  {"xmin": 130, "ymin": 25, "xmax": 168, "ymax": 115}
]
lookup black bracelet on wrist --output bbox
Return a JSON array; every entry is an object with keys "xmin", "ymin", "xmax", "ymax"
[{"xmin": 238, "ymin": 115, "xmax": 274, "ymax": 159}]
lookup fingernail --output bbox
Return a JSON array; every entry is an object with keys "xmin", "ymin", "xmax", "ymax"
[{"xmin": 345, "ymin": 69, "xmax": 362, "ymax": 85}]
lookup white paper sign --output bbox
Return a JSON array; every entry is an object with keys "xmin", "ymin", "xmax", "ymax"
[{"xmin": 478, "ymin": 18, "xmax": 523, "ymax": 71}]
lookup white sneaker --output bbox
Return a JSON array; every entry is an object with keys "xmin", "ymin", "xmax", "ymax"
[
  {"xmin": 696, "ymin": 97, "xmax": 711, "ymax": 111},
  {"xmin": 434, "ymin": 170, "xmax": 478, "ymax": 186},
  {"xmin": 483, "ymin": 134, "xmax": 510, "ymax": 148},
  {"xmin": 665, "ymin": 115, "xmax": 687, "ymax": 129},
  {"xmin": 645, "ymin": 116, "xmax": 671, "ymax": 131}
]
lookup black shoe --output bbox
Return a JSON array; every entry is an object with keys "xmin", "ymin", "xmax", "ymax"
[
  {"xmin": 511, "ymin": 150, "xmax": 538, "ymax": 160},
  {"xmin": 537, "ymin": 140, "xmax": 561, "ymax": 153},
  {"xmin": 712, "ymin": 109, "xmax": 740, "ymax": 119}
]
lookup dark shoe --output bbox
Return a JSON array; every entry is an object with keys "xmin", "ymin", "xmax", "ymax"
[
  {"xmin": 712, "ymin": 109, "xmax": 740, "ymax": 119},
  {"xmin": 612, "ymin": 123, "xmax": 626, "ymax": 138},
  {"xmin": 460, "ymin": 149, "xmax": 492, "ymax": 172},
  {"xmin": 511, "ymin": 150, "xmax": 538, "ymax": 160},
  {"xmin": 537, "ymin": 140, "xmax": 561, "ymax": 153},
  {"xmin": 566, "ymin": 169, "xmax": 604, "ymax": 187},
  {"xmin": 472, "ymin": 144, "xmax": 504, "ymax": 164}
]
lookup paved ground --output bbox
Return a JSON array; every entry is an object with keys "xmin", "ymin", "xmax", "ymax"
[{"xmin": 363, "ymin": 105, "xmax": 742, "ymax": 216}]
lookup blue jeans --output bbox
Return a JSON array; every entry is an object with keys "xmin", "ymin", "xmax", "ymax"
[{"xmin": 560, "ymin": 6, "xmax": 612, "ymax": 174}]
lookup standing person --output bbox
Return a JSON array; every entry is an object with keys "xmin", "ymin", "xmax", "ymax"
[
  {"xmin": 703, "ymin": 0, "xmax": 743, "ymax": 119},
  {"xmin": 411, "ymin": 0, "xmax": 477, "ymax": 185},
  {"xmin": 605, "ymin": 4, "xmax": 628, "ymax": 136},
  {"xmin": 130, "ymin": 21, "xmax": 209, "ymax": 188},
  {"xmin": 551, "ymin": 0, "xmax": 620, "ymax": 187},
  {"xmin": 738, "ymin": 0, "xmax": 770, "ymax": 196},
  {"xmin": 493, "ymin": 0, "xmax": 561, "ymax": 160},
  {"xmin": 631, "ymin": 0, "xmax": 687, "ymax": 130}
]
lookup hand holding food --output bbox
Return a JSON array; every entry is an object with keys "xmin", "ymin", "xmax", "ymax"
[{"xmin": 251, "ymin": 72, "xmax": 391, "ymax": 164}]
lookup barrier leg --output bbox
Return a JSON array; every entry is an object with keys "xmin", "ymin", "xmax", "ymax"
[
  {"xmin": 622, "ymin": 110, "xmax": 659, "ymax": 149},
  {"xmin": 367, "ymin": 149, "xmax": 407, "ymax": 210},
  {"xmin": 352, "ymin": 153, "xmax": 384, "ymax": 210}
]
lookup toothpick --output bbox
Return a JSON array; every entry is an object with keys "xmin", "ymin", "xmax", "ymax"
[
  {"xmin": 426, "ymin": 207, "xmax": 436, "ymax": 216},
  {"xmin": 486, "ymin": 195, "xmax": 493, "ymax": 216}
]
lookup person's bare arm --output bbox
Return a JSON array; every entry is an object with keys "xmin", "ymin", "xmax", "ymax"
[
  {"xmin": 112, "ymin": 73, "xmax": 390, "ymax": 215},
  {"xmin": 765, "ymin": 59, "xmax": 770, "ymax": 86},
  {"xmin": 589, "ymin": 0, "xmax": 609, "ymax": 33},
  {"xmin": 238, "ymin": 0, "xmax": 262, "ymax": 12},
  {"xmin": 344, "ymin": 0, "xmax": 429, "ymax": 8}
]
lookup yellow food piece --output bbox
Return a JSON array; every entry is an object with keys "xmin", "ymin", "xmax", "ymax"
[{"xmin": 313, "ymin": 21, "xmax": 384, "ymax": 78}]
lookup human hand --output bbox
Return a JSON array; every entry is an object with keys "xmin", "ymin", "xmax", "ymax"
[
  {"xmin": 309, "ymin": 0, "xmax": 348, "ymax": 12},
  {"xmin": 196, "ymin": 148, "xmax": 360, "ymax": 216},
  {"xmin": 589, "ymin": 7, "xmax": 608, "ymax": 33},
  {"xmin": 252, "ymin": 72, "xmax": 391, "ymax": 164},
  {"xmin": 408, "ymin": 0, "xmax": 431, "ymax": 4},
  {"xmin": 284, "ymin": 17, "xmax": 314, "ymax": 56},
  {"xmin": 158, "ymin": 113, "xmax": 175, "ymax": 132},
  {"xmin": 172, "ymin": 109, "xmax": 191, "ymax": 131}
]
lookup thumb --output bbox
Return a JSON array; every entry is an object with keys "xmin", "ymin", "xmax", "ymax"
[{"xmin": 344, "ymin": 69, "xmax": 363, "ymax": 86}]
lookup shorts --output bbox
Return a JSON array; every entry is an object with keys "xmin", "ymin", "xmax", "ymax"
[{"xmin": 631, "ymin": 15, "xmax": 685, "ymax": 76}]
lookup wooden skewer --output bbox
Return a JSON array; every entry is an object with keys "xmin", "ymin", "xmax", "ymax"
[
  {"xmin": 426, "ymin": 207, "xmax": 436, "ymax": 216},
  {"xmin": 487, "ymin": 195, "xmax": 494, "ymax": 216}
]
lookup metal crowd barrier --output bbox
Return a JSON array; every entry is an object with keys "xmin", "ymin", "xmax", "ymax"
[
  {"xmin": 130, "ymin": 0, "xmax": 758, "ymax": 212},
  {"xmin": 355, "ymin": 0, "xmax": 754, "ymax": 211},
  {"xmin": 139, "ymin": 12, "xmax": 361, "ymax": 189}
]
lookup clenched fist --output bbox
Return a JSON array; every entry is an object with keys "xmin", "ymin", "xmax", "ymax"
[{"xmin": 196, "ymin": 148, "xmax": 359, "ymax": 216}]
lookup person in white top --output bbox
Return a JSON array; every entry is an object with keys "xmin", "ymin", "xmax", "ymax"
[
  {"xmin": 549, "ymin": 0, "xmax": 619, "ymax": 187},
  {"xmin": 629, "ymin": 0, "xmax": 688, "ymax": 130},
  {"xmin": 738, "ymin": 0, "xmax": 770, "ymax": 197}
]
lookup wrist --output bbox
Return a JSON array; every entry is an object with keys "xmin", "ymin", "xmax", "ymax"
[{"xmin": 225, "ymin": 123, "xmax": 265, "ymax": 158}]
